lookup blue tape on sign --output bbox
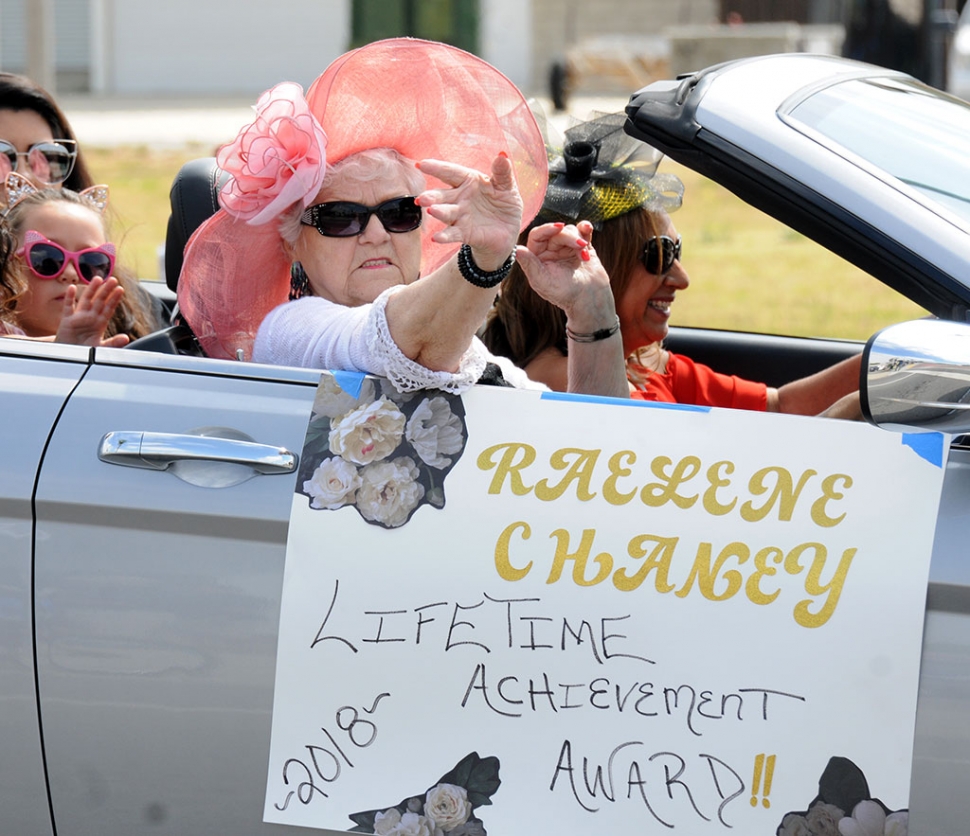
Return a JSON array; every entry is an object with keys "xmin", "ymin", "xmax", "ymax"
[
  {"xmin": 331, "ymin": 370, "xmax": 367, "ymax": 399},
  {"xmin": 902, "ymin": 432, "xmax": 945, "ymax": 468},
  {"xmin": 540, "ymin": 391, "xmax": 711, "ymax": 413}
]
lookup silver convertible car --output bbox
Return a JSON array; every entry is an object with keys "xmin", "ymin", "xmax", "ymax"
[{"xmin": 3, "ymin": 53, "xmax": 970, "ymax": 836}]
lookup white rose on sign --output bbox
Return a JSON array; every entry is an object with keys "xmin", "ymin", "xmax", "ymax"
[
  {"xmin": 347, "ymin": 752, "xmax": 499, "ymax": 835},
  {"xmin": 424, "ymin": 784, "xmax": 472, "ymax": 831},
  {"xmin": 356, "ymin": 456, "xmax": 425, "ymax": 528},
  {"xmin": 329, "ymin": 396, "xmax": 406, "ymax": 465},
  {"xmin": 374, "ymin": 809, "xmax": 441, "ymax": 836},
  {"xmin": 303, "ymin": 457, "xmax": 361, "ymax": 510}
]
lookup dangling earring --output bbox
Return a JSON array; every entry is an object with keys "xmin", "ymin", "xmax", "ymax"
[{"xmin": 289, "ymin": 261, "xmax": 310, "ymax": 301}]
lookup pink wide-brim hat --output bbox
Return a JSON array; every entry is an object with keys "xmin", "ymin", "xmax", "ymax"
[{"xmin": 179, "ymin": 37, "xmax": 548, "ymax": 361}]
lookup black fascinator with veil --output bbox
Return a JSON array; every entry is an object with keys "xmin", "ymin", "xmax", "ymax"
[{"xmin": 532, "ymin": 106, "xmax": 684, "ymax": 227}]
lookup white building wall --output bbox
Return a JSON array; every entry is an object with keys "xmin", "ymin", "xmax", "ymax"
[
  {"xmin": 4, "ymin": 0, "xmax": 722, "ymax": 98},
  {"xmin": 480, "ymin": 0, "xmax": 532, "ymax": 92},
  {"xmin": 1, "ymin": 0, "xmax": 89, "ymax": 88},
  {"xmin": 100, "ymin": 0, "xmax": 351, "ymax": 95},
  {"xmin": 0, "ymin": 0, "xmax": 27, "ymax": 72}
]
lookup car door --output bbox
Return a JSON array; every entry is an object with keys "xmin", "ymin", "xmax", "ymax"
[
  {"xmin": 0, "ymin": 339, "xmax": 92, "ymax": 836},
  {"xmin": 31, "ymin": 347, "xmax": 332, "ymax": 836}
]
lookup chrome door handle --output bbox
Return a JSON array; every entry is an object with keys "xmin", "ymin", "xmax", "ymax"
[{"xmin": 99, "ymin": 431, "xmax": 298, "ymax": 474}]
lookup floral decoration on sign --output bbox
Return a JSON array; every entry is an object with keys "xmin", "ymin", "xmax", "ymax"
[
  {"xmin": 348, "ymin": 751, "xmax": 500, "ymax": 836},
  {"xmin": 297, "ymin": 375, "xmax": 467, "ymax": 529},
  {"xmin": 777, "ymin": 756, "xmax": 908, "ymax": 836},
  {"xmin": 216, "ymin": 81, "xmax": 328, "ymax": 225}
]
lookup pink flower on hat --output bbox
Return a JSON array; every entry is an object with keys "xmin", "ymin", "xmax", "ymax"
[{"xmin": 217, "ymin": 81, "xmax": 327, "ymax": 225}]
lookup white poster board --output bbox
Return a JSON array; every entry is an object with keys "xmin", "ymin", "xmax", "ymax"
[{"xmin": 264, "ymin": 374, "xmax": 946, "ymax": 836}]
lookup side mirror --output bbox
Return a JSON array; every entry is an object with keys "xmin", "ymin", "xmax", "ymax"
[{"xmin": 862, "ymin": 318, "xmax": 970, "ymax": 432}]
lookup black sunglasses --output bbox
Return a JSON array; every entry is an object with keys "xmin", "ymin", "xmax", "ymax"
[
  {"xmin": 0, "ymin": 139, "xmax": 77, "ymax": 185},
  {"xmin": 641, "ymin": 235, "xmax": 682, "ymax": 275},
  {"xmin": 300, "ymin": 196, "xmax": 422, "ymax": 238}
]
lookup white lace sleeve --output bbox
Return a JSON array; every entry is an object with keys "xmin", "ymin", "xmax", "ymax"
[
  {"xmin": 251, "ymin": 287, "xmax": 537, "ymax": 394},
  {"xmin": 364, "ymin": 287, "xmax": 487, "ymax": 393}
]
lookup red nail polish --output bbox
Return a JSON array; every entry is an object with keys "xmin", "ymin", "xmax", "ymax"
[
  {"xmin": 554, "ymin": 222, "xmax": 565, "ymax": 230},
  {"xmin": 580, "ymin": 249, "xmax": 591, "ymax": 262},
  {"xmin": 498, "ymin": 150, "xmax": 509, "ymax": 159}
]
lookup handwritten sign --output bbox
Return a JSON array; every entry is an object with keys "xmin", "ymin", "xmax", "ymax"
[{"xmin": 264, "ymin": 375, "xmax": 946, "ymax": 835}]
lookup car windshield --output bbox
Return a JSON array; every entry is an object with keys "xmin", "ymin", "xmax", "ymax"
[{"xmin": 785, "ymin": 77, "xmax": 970, "ymax": 225}]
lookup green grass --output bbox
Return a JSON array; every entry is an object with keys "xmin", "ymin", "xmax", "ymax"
[
  {"xmin": 85, "ymin": 144, "xmax": 212, "ymax": 283},
  {"xmin": 662, "ymin": 160, "xmax": 928, "ymax": 341},
  {"xmin": 84, "ymin": 146, "xmax": 929, "ymax": 342}
]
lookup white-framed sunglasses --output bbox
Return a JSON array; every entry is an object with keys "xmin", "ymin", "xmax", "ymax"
[{"xmin": 0, "ymin": 139, "xmax": 78, "ymax": 185}]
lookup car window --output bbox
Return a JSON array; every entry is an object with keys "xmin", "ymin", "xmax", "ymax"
[
  {"xmin": 660, "ymin": 160, "xmax": 929, "ymax": 342},
  {"xmin": 784, "ymin": 77, "xmax": 970, "ymax": 226}
]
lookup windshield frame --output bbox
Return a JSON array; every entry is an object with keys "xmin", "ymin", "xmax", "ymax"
[{"xmin": 779, "ymin": 76, "xmax": 970, "ymax": 233}]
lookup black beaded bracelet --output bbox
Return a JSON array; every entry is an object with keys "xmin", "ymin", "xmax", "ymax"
[
  {"xmin": 565, "ymin": 315, "xmax": 621, "ymax": 343},
  {"xmin": 457, "ymin": 243, "xmax": 515, "ymax": 288}
]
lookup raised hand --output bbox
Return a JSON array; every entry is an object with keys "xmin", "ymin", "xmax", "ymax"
[
  {"xmin": 516, "ymin": 221, "xmax": 615, "ymax": 324},
  {"xmin": 55, "ymin": 277, "xmax": 129, "ymax": 347},
  {"xmin": 415, "ymin": 153, "xmax": 522, "ymax": 270}
]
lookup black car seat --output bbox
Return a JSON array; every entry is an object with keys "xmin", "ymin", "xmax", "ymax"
[{"xmin": 125, "ymin": 158, "xmax": 229, "ymax": 355}]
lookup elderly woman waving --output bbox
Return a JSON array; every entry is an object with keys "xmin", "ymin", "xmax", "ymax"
[{"xmin": 179, "ymin": 39, "xmax": 627, "ymax": 398}]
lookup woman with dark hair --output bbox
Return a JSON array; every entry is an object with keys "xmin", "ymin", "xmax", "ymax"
[
  {"xmin": 0, "ymin": 72, "xmax": 160, "ymax": 339},
  {"xmin": 0, "ymin": 72, "xmax": 94, "ymax": 193}
]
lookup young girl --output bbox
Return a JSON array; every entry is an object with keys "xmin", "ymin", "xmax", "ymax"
[{"xmin": 0, "ymin": 173, "xmax": 152, "ymax": 346}]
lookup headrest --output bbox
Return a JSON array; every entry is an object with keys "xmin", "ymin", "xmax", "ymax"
[{"xmin": 164, "ymin": 158, "xmax": 230, "ymax": 292}]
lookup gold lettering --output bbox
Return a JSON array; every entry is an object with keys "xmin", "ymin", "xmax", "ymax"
[
  {"xmin": 675, "ymin": 541, "xmax": 750, "ymax": 601},
  {"xmin": 603, "ymin": 451, "xmax": 637, "ymax": 506},
  {"xmin": 547, "ymin": 529, "xmax": 613, "ymax": 587},
  {"xmin": 703, "ymin": 460, "xmax": 737, "ymax": 516},
  {"xmin": 785, "ymin": 542, "xmax": 856, "ymax": 628},
  {"xmin": 740, "ymin": 467, "xmax": 816, "ymax": 522},
  {"xmin": 811, "ymin": 474, "xmax": 853, "ymax": 528},
  {"xmin": 641, "ymin": 456, "xmax": 700, "ymax": 509},
  {"xmin": 613, "ymin": 535, "xmax": 678, "ymax": 592},
  {"xmin": 745, "ymin": 546, "xmax": 784, "ymax": 605},
  {"xmin": 477, "ymin": 443, "xmax": 536, "ymax": 496},
  {"xmin": 534, "ymin": 448, "xmax": 600, "ymax": 501},
  {"xmin": 494, "ymin": 522, "xmax": 532, "ymax": 581}
]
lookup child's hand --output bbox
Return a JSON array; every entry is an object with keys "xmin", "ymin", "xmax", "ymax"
[{"xmin": 55, "ymin": 277, "xmax": 129, "ymax": 347}]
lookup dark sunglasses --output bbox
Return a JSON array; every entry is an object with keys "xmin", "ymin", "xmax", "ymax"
[
  {"xmin": 641, "ymin": 235, "xmax": 683, "ymax": 275},
  {"xmin": 300, "ymin": 196, "xmax": 422, "ymax": 238},
  {"xmin": 0, "ymin": 139, "xmax": 77, "ymax": 185},
  {"xmin": 17, "ymin": 230, "xmax": 116, "ymax": 283}
]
